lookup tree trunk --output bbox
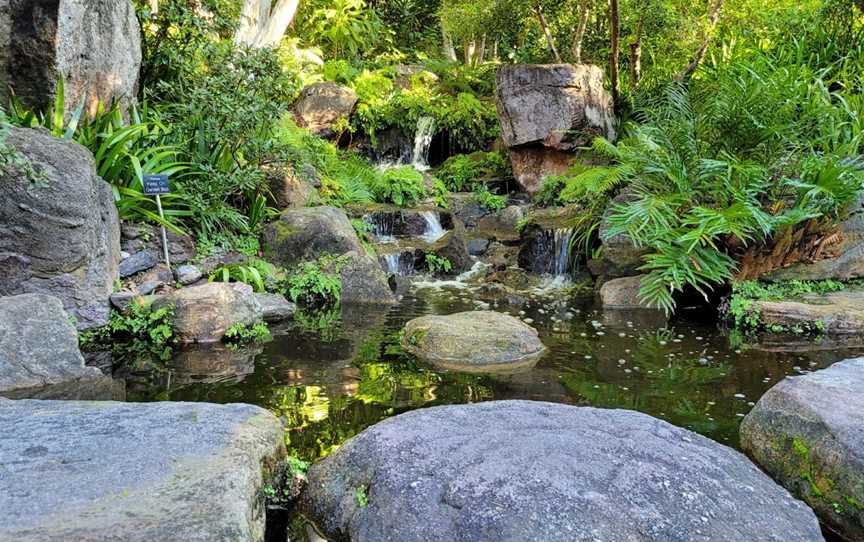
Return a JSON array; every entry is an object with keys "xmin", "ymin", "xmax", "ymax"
[
  {"xmin": 149, "ymin": 0, "xmax": 159, "ymax": 14},
  {"xmin": 571, "ymin": 0, "xmax": 590, "ymax": 64},
  {"xmin": 535, "ymin": 4, "xmax": 562, "ymax": 63},
  {"xmin": 629, "ymin": 17, "xmax": 643, "ymax": 85},
  {"xmin": 492, "ymin": 40, "xmax": 499, "ymax": 61},
  {"xmin": 676, "ymin": 0, "xmax": 724, "ymax": 82},
  {"xmin": 609, "ymin": 0, "xmax": 620, "ymax": 103},
  {"xmin": 251, "ymin": 0, "xmax": 300, "ymax": 49},
  {"xmin": 235, "ymin": 0, "xmax": 271, "ymax": 45},
  {"xmin": 476, "ymin": 34, "xmax": 487, "ymax": 65},
  {"xmin": 443, "ymin": 29, "xmax": 458, "ymax": 61}
]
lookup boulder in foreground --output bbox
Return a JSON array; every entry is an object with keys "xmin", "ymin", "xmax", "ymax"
[
  {"xmin": 0, "ymin": 294, "xmax": 107, "ymax": 399},
  {"xmin": 402, "ymin": 311, "xmax": 545, "ymax": 372},
  {"xmin": 302, "ymin": 401, "xmax": 822, "ymax": 542},
  {"xmin": 0, "ymin": 400, "xmax": 284, "ymax": 542},
  {"xmin": 741, "ymin": 358, "xmax": 864, "ymax": 541}
]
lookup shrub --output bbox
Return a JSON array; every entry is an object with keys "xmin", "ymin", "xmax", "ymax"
[
  {"xmin": 284, "ymin": 256, "xmax": 344, "ymax": 308},
  {"xmin": 372, "ymin": 166, "xmax": 427, "ymax": 207},
  {"xmin": 209, "ymin": 259, "xmax": 280, "ymax": 292},
  {"xmin": 224, "ymin": 322, "xmax": 272, "ymax": 344},
  {"xmin": 436, "ymin": 151, "xmax": 510, "ymax": 192},
  {"xmin": 473, "ymin": 185, "xmax": 507, "ymax": 211},
  {"xmin": 425, "ymin": 254, "xmax": 452, "ymax": 274}
]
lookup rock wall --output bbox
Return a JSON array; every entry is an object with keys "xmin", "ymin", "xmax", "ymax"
[
  {"xmin": 0, "ymin": 0, "xmax": 141, "ymax": 118},
  {"xmin": 0, "ymin": 127, "xmax": 121, "ymax": 329}
]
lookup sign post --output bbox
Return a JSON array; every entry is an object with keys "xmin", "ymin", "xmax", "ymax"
[{"xmin": 142, "ymin": 174, "xmax": 171, "ymax": 268}]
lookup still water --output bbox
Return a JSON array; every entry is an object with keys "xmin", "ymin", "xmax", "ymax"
[{"xmin": 124, "ymin": 275, "xmax": 864, "ymax": 460}]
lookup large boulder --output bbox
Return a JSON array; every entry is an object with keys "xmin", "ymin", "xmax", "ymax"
[
  {"xmin": 496, "ymin": 64, "xmax": 616, "ymax": 150},
  {"xmin": 332, "ymin": 251, "xmax": 396, "ymax": 305},
  {"xmin": 254, "ymin": 292, "xmax": 297, "ymax": 322},
  {"xmin": 741, "ymin": 358, "xmax": 864, "ymax": 540},
  {"xmin": 266, "ymin": 165, "xmax": 321, "ymax": 209},
  {"xmin": 152, "ymin": 283, "xmax": 263, "ymax": 343},
  {"xmin": 0, "ymin": 127, "xmax": 121, "ymax": 328},
  {"xmin": 0, "ymin": 0, "xmax": 141, "ymax": 118},
  {"xmin": 600, "ymin": 275, "xmax": 655, "ymax": 309},
  {"xmin": 402, "ymin": 311, "xmax": 546, "ymax": 372},
  {"xmin": 0, "ymin": 294, "xmax": 108, "ymax": 399},
  {"xmin": 430, "ymin": 228, "xmax": 473, "ymax": 274},
  {"xmin": 0, "ymin": 400, "xmax": 285, "ymax": 542},
  {"xmin": 301, "ymin": 401, "xmax": 823, "ymax": 542},
  {"xmin": 292, "ymin": 82, "xmax": 358, "ymax": 138},
  {"xmin": 262, "ymin": 206, "xmax": 363, "ymax": 268}
]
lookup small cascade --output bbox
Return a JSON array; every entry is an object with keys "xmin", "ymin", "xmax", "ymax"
[
  {"xmin": 529, "ymin": 228, "xmax": 577, "ymax": 276},
  {"xmin": 365, "ymin": 213, "xmax": 397, "ymax": 242},
  {"xmin": 420, "ymin": 211, "xmax": 446, "ymax": 242},
  {"xmin": 381, "ymin": 251, "xmax": 416, "ymax": 276},
  {"xmin": 411, "ymin": 116, "xmax": 436, "ymax": 171}
]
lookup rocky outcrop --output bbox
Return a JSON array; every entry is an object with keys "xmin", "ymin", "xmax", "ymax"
[
  {"xmin": 266, "ymin": 166, "xmax": 321, "ymax": 209},
  {"xmin": 0, "ymin": 0, "xmax": 141, "ymax": 118},
  {"xmin": 752, "ymin": 288, "xmax": 864, "ymax": 335},
  {"xmin": 402, "ymin": 311, "xmax": 546, "ymax": 372},
  {"xmin": 0, "ymin": 294, "xmax": 108, "ymax": 399},
  {"xmin": 0, "ymin": 127, "xmax": 121, "ymax": 329},
  {"xmin": 765, "ymin": 196, "xmax": 864, "ymax": 282},
  {"xmin": 302, "ymin": 401, "xmax": 823, "ymax": 542},
  {"xmin": 0, "ymin": 400, "xmax": 285, "ymax": 542},
  {"xmin": 332, "ymin": 251, "xmax": 396, "ymax": 305},
  {"xmin": 741, "ymin": 358, "xmax": 864, "ymax": 541},
  {"xmin": 262, "ymin": 206, "xmax": 363, "ymax": 267},
  {"xmin": 292, "ymin": 82, "xmax": 358, "ymax": 138},
  {"xmin": 152, "ymin": 283, "xmax": 263, "ymax": 343},
  {"xmin": 495, "ymin": 64, "xmax": 616, "ymax": 193}
]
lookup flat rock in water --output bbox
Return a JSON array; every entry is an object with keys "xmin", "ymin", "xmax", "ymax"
[
  {"xmin": 301, "ymin": 401, "xmax": 823, "ymax": 542},
  {"xmin": 0, "ymin": 400, "xmax": 285, "ymax": 542},
  {"xmin": 254, "ymin": 292, "xmax": 297, "ymax": 322},
  {"xmin": 152, "ymin": 282, "xmax": 262, "ymax": 343},
  {"xmin": 741, "ymin": 358, "xmax": 864, "ymax": 541},
  {"xmin": 402, "ymin": 311, "xmax": 545, "ymax": 372},
  {"xmin": 0, "ymin": 294, "xmax": 107, "ymax": 398},
  {"xmin": 753, "ymin": 289, "xmax": 864, "ymax": 335}
]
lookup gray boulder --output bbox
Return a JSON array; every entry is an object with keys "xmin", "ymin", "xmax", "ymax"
[
  {"xmin": 262, "ymin": 206, "xmax": 363, "ymax": 268},
  {"xmin": 292, "ymin": 82, "xmax": 358, "ymax": 138},
  {"xmin": 598, "ymin": 191, "xmax": 649, "ymax": 276},
  {"xmin": 173, "ymin": 264, "xmax": 203, "ymax": 286},
  {"xmin": 332, "ymin": 251, "xmax": 396, "ymax": 305},
  {"xmin": 0, "ymin": 400, "xmax": 285, "ymax": 542},
  {"xmin": 600, "ymin": 275, "xmax": 656, "ymax": 309},
  {"xmin": 301, "ymin": 401, "xmax": 823, "ymax": 542},
  {"xmin": 266, "ymin": 165, "xmax": 321, "ymax": 209},
  {"xmin": 0, "ymin": 128, "xmax": 121, "ymax": 328},
  {"xmin": 430, "ymin": 229, "xmax": 473, "ymax": 274},
  {"xmin": 0, "ymin": 0, "xmax": 141, "ymax": 118},
  {"xmin": 119, "ymin": 249, "xmax": 158, "ymax": 278},
  {"xmin": 496, "ymin": 64, "xmax": 616, "ymax": 150},
  {"xmin": 254, "ymin": 292, "xmax": 297, "ymax": 322},
  {"xmin": 741, "ymin": 358, "xmax": 864, "ymax": 540},
  {"xmin": 0, "ymin": 294, "xmax": 106, "ymax": 398},
  {"xmin": 402, "ymin": 311, "xmax": 546, "ymax": 372},
  {"xmin": 152, "ymin": 283, "xmax": 263, "ymax": 343}
]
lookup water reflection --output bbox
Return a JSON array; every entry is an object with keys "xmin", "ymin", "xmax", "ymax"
[{"xmin": 125, "ymin": 281, "xmax": 864, "ymax": 459}]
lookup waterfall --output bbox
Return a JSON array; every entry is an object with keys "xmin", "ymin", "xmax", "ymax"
[
  {"xmin": 411, "ymin": 116, "xmax": 436, "ymax": 171},
  {"xmin": 365, "ymin": 213, "xmax": 396, "ymax": 243},
  {"xmin": 420, "ymin": 211, "xmax": 445, "ymax": 243},
  {"xmin": 527, "ymin": 228, "xmax": 576, "ymax": 276},
  {"xmin": 381, "ymin": 251, "xmax": 415, "ymax": 276},
  {"xmin": 551, "ymin": 228, "xmax": 575, "ymax": 276}
]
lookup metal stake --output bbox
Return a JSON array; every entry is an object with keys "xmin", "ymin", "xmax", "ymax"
[{"xmin": 155, "ymin": 194, "xmax": 171, "ymax": 268}]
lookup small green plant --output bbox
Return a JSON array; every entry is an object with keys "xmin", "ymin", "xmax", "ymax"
[
  {"xmin": 425, "ymin": 254, "xmax": 453, "ymax": 274},
  {"xmin": 436, "ymin": 151, "xmax": 510, "ymax": 192},
  {"xmin": 209, "ymin": 259, "xmax": 278, "ymax": 292},
  {"xmin": 515, "ymin": 216, "xmax": 531, "ymax": 234},
  {"xmin": 373, "ymin": 166, "xmax": 427, "ymax": 207},
  {"xmin": 79, "ymin": 300, "xmax": 176, "ymax": 361},
  {"xmin": 354, "ymin": 485, "xmax": 369, "ymax": 508},
  {"xmin": 224, "ymin": 322, "xmax": 272, "ymax": 344},
  {"xmin": 284, "ymin": 256, "xmax": 344, "ymax": 307},
  {"xmin": 727, "ymin": 279, "xmax": 846, "ymax": 332},
  {"xmin": 473, "ymin": 185, "xmax": 507, "ymax": 211}
]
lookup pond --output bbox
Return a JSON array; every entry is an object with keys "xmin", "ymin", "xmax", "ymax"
[{"xmin": 122, "ymin": 272, "xmax": 864, "ymax": 462}]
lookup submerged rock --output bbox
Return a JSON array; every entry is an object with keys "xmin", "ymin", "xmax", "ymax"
[
  {"xmin": 0, "ymin": 127, "xmax": 121, "ymax": 329},
  {"xmin": 301, "ymin": 401, "xmax": 822, "ymax": 542},
  {"xmin": 741, "ymin": 358, "xmax": 864, "ymax": 541},
  {"xmin": 292, "ymin": 82, "xmax": 358, "ymax": 138},
  {"xmin": 0, "ymin": 294, "xmax": 107, "ymax": 399},
  {"xmin": 152, "ymin": 283, "xmax": 263, "ymax": 343},
  {"xmin": 402, "ymin": 311, "xmax": 546, "ymax": 372},
  {"xmin": 0, "ymin": 400, "xmax": 285, "ymax": 542},
  {"xmin": 262, "ymin": 206, "xmax": 363, "ymax": 268},
  {"xmin": 0, "ymin": 0, "xmax": 141, "ymax": 117}
]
